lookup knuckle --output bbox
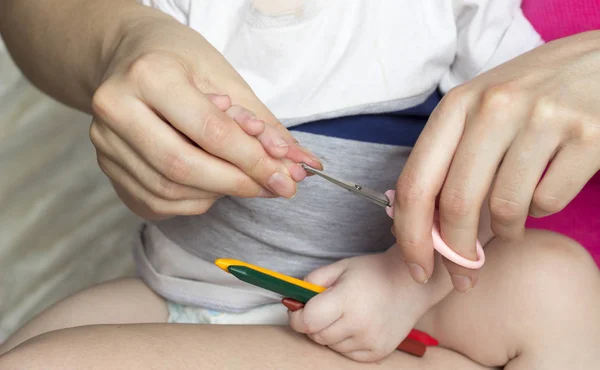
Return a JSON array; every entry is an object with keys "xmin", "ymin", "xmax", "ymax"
[
  {"xmin": 155, "ymin": 173, "xmax": 180, "ymax": 200},
  {"xmin": 89, "ymin": 121, "xmax": 102, "ymax": 146},
  {"xmin": 91, "ymin": 83, "xmax": 120, "ymax": 124},
  {"xmin": 441, "ymin": 84, "xmax": 471, "ymax": 110},
  {"xmin": 439, "ymin": 187, "xmax": 473, "ymax": 220},
  {"xmin": 145, "ymin": 196, "xmax": 168, "ymax": 216},
  {"xmin": 489, "ymin": 192, "xmax": 524, "ymax": 225},
  {"xmin": 530, "ymin": 97, "xmax": 558, "ymax": 126},
  {"xmin": 569, "ymin": 117, "xmax": 600, "ymax": 144},
  {"xmin": 127, "ymin": 53, "xmax": 164, "ymax": 84},
  {"xmin": 127, "ymin": 53, "xmax": 186, "ymax": 93},
  {"xmin": 480, "ymin": 83, "xmax": 521, "ymax": 113},
  {"xmin": 95, "ymin": 154, "xmax": 110, "ymax": 174},
  {"xmin": 160, "ymin": 153, "xmax": 191, "ymax": 184},
  {"xmin": 200, "ymin": 113, "xmax": 231, "ymax": 145}
]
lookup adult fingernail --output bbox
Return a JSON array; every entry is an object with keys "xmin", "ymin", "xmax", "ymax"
[
  {"xmin": 268, "ymin": 172, "xmax": 296, "ymax": 198},
  {"xmin": 288, "ymin": 163, "xmax": 307, "ymax": 182},
  {"xmin": 406, "ymin": 262, "xmax": 428, "ymax": 284},
  {"xmin": 451, "ymin": 274, "xmax": 473, "ymax": 292}
]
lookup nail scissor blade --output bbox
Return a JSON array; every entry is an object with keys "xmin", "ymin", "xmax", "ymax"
[{"xmin": 300, "ymin": 163, "xmax": 391, "ymax": 208}]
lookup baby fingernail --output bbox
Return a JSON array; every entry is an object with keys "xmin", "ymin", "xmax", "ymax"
[
  {"xmin": 268, "ymin": 172, "xmax": 296, "ymax": 198},
  {"xmin": 406, "ymin": 262, "xmax": 428, "ymax": 284},
  {"xmin": 451, "ymin": 274, "xmax": 473, "ymax": 292}
]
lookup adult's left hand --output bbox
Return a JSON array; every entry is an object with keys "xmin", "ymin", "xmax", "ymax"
[{"xmin": 393, "ymin": 30, "xmax": 600, "ymax": 292}]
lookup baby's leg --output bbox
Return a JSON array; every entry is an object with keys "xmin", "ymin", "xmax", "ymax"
[
  {"xmin": 1, "ymin": 324, "xmax": 494, "ymax": 370},
  {"xmin": 417, "ymin": 229, "xmax": 600, "ymax": 369},
  {"xmin": 0, "ymin": 278, "xmax": 167, "ymax": 354}
]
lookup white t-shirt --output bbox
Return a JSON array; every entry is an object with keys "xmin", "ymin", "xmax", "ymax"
[{"xmin": 139, "ymin": 0, "xmax": 542, "ymax": 126}]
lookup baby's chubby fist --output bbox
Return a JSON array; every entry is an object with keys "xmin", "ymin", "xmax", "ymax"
[{"xmin": 287, "ymin": 248, "xmax": 431, "ymax": 363}]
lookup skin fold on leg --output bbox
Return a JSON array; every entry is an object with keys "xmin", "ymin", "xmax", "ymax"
[{"xmin": 0, "ymin": 278, "xmax": 168, "ymax": 355}]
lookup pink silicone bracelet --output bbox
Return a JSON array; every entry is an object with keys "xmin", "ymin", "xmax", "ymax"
[{"xmin": 385, "ymin": 190, "xmax": 485, "ymax": 270}]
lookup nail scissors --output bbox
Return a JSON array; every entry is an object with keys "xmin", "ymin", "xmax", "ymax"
[{"xmin": 300, "ymin": 163, "xmax": 485, "ymax": 269}]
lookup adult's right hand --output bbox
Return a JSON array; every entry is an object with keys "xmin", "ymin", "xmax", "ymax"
[{"xmin": 89, "ymin": 14, "xmax": 321, "ymax": 220}]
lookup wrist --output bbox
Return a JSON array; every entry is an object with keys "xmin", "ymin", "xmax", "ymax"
[{"xmin": 93, "ymin": 6, "xmax": 177, "ymax": 93}]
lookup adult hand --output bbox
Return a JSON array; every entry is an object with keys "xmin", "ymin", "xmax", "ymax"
[
  {"xmin": 89, "ymin": 15, "xmax": 321, "ymax": 220},
  {"xmin": 393, "ymin": 30, "xmax": 600, "ymax": 291}
]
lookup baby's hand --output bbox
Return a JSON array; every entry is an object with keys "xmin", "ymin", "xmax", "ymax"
[
  {"xmin": 288, "ymin": 247, "xmax": 431, "ymax": 363},
  {"xmin": 209, "ymin": 94, "xmax": 307, "ymax": 183}
]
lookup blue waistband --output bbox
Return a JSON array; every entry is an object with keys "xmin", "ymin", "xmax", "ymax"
[{"xmin": 290, "ymin": 91, "xmax": 441, "ymax": 147}]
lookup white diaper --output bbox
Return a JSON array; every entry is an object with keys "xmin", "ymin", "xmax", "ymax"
[{"xmin": 167, "ymin": 301, "xmax": 289, "ymax": 325}]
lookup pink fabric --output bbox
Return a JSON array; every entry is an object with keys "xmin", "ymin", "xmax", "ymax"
[
  {"xmin": 521, "ymin": 0, "xmax": 600, "ymax": 267},
  {"xmin": 522, "ymin": 0, "xmax": 600, "ymax": 41}
]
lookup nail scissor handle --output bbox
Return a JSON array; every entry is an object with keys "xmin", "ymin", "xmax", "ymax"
[{"xmin": 384, "ymin": 190, "xmax": 485, "ymax": 270}]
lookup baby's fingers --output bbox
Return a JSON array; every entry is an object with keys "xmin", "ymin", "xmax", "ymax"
[
  {"xmin": 223, "ymin": 104, "xmax": 265, "ymax": 136},
  {"xmin": 205, "ymin": 93, "xmax": 232, "ymax": 111},
  {"xmin": 288, "ymin": 290, "xmax": 344, "ymax": 334},
  {"xmin": 222, "ymin": 103, "xmax": 290, "ymax": 158},
  {"xmin": 307, "ymin": 317, "xmax": 352, "ymax": 347}
]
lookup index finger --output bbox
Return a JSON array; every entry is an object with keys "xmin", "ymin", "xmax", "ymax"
[
  {"xmin": 139, "ymin": 71, "xmax": 298, "ymax": 198},
  {"xmin": 393, "ymin": 89, "xmax": 469, "ymax": 283}
]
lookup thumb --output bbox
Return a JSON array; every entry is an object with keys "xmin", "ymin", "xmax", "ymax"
[{"xmin": 304, "ymin": 259, "xmax": 350, "ymax": 288}]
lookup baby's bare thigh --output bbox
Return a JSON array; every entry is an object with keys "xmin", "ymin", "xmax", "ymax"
[
  {"xmin": 417, "ymin": 229, "xmax": 600, "ymax": 369},
  {"xmin": 0, "ymin": 278, "xmax": 168, "ymax": 354},
  {"xmin": 1, "ymin": 324, "xmax": 495, "ymax": 370}
]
